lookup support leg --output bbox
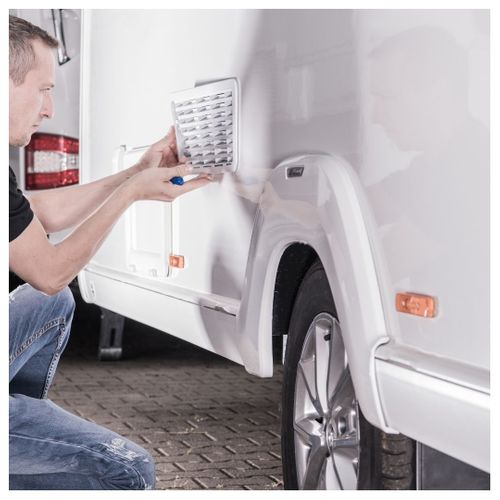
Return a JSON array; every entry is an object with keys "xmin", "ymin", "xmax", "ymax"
[{"xmin": 98, "ymin": 308, "xmax": 125, "ymax": 361}]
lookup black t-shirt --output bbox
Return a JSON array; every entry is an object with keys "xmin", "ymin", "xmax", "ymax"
[{"xmin": 9, "ymin": 167, "xmax": 34, "ymax": 242}]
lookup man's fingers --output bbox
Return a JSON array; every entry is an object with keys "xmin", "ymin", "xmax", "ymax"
[
  {"xmin": 153, "ymin": 129, "xmax": 177, "ymax": 168},
  {"xmin": 150, "ymin": 126, "xmax": 178, "ymax": 160},
  {"xmin": 174, "ymin": 163, "xmax": 193, "ymax": 177},
  {"xmin": 164, "ymin": 127, "xmax": 177, "ymax": 153},
  {"xmin": 161, "ymin": 163, "xmax": 194, "ymax": 180},
  {"xmin": 174, "ymin": 175, "xmax": 212, "ymax": 195},
  {"xmin": 166, "ymin": 125, "xmax": 176, "ymax": 142}
]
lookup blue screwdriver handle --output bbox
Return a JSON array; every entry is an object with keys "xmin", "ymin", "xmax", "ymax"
[{"xmin": 170, "ymin": 176, "xmax": 184, "ymax": 186}]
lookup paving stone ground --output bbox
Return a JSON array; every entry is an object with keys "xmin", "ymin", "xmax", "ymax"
[{"xmin": 50, "ymin": 294, "xmax": 284, "ymax": 490}]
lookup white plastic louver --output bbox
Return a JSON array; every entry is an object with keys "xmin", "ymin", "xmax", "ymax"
[{"xmin": 171, "ymin": 78, "xmax": 238, "ymax": 173}]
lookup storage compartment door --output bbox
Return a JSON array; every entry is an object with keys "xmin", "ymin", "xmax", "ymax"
[{"xmin": 114, "ymin": 145, "xmax": 175, "ymax": 279}]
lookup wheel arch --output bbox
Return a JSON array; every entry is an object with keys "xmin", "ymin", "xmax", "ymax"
[
  {"xmin": 238, "ymin": 153, "xmax": 394, "ymax": 433},
  {"xmin": 272, "ymin": 243, "xmax": 318, "ymax": 340}
]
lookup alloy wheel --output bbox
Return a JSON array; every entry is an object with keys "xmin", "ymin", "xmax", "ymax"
[{"xmin": 293, "ymin": 313, "xmax": 360, "ymax": 489}]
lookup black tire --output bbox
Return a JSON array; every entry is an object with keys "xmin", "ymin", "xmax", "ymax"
[{"xmin": 281, "ymin": 259, "xmax": 416, "ymax": 489}]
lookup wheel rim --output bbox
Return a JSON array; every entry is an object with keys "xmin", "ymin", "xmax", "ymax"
[{"xmin": 293, "ymin": 313, "xmax": 360, "ymax": 489}]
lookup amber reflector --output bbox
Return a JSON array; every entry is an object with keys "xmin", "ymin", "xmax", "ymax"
[
  {"xmin": 396, "ymin": 292, "xmax": 436, "ymax": 318},
  {"xmin": 169, "ymin": 255, "xmax": 185, "ymax": 269}
]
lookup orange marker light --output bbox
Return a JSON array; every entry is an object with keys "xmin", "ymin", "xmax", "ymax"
[
  {"xmin": 396, "ymin": 292, "xmax": 437, "ymax": 318},
  {"xmin": 169, "ymin": 255, "xmax": 185, "ymax": 269}
]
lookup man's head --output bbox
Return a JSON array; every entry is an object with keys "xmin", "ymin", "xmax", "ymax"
[{"xmin": 9, "ymin": 15, "xmax": 58, "ymax": 147}]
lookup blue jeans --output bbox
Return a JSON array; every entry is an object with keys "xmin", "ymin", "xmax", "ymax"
[{"xmin": 9, "ymin": 284, "xmax": 155, "ymax": 490}]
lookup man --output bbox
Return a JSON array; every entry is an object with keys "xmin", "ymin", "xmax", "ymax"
[{"xmin": 9, "ymin": 15, "xmax": 210, "ymax": 490}]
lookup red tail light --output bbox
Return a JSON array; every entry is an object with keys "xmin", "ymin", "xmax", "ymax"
[{"xmin": 25, "ymin": 133, "xmax": 79, "ymax": 190}]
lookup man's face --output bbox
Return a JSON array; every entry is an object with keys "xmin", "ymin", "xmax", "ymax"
[{"xmin": 9, "ymin": 39, "xmax": 55, "ymax": 147}]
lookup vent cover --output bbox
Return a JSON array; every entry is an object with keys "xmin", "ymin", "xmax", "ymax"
[{"xmin": 171, "ymin": 78, "xmax": 238, "ymax": 174}]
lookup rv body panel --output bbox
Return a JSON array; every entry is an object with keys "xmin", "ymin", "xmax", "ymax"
[{"xmin": 78, "ymin": 9, "xmax": 489, "ymax": 471}]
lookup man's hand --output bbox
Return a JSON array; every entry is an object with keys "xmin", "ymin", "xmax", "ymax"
[
  {"xmin": 136, "ymin": 126, "xmax": 181, "ymax": 171},
  {"xmin": 124, "ymin": 163, "xmax": 211, "ymax": 202}
]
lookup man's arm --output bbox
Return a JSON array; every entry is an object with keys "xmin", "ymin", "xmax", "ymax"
[
  {"xmin": 26, "ymin": 128, "xmax": 180, "ymax": 233},
  {"xmin": 9, "ymin": 165, "xmax": 210, "ymax": 296},
  {"xmin": 26, "ymin": 163, "xmax": 143, "ymax": 233}
]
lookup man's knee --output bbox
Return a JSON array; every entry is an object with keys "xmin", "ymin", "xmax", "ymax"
[
  {"xmin": 132, "ymin": 451, "xmax": 155, "ymax": 490},
  {"xmin": 34, "ymin": 286, "xmax": 75, "ymax": 352},
  {"xmin": 10, "ymin": 284, "xmax": 75, "ymax": 321},
  {"xmin": 54, "ymin": 286, "xmax": 76, "ymax": 323},
  {"xmin": 101, "ymin": 438, "xmax": 156, "ymax": 489}
]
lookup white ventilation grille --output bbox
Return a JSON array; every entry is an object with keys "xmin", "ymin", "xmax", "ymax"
[{"xmin": 171, "ymin": 78, "xmax": 238, "ymax": 173}]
